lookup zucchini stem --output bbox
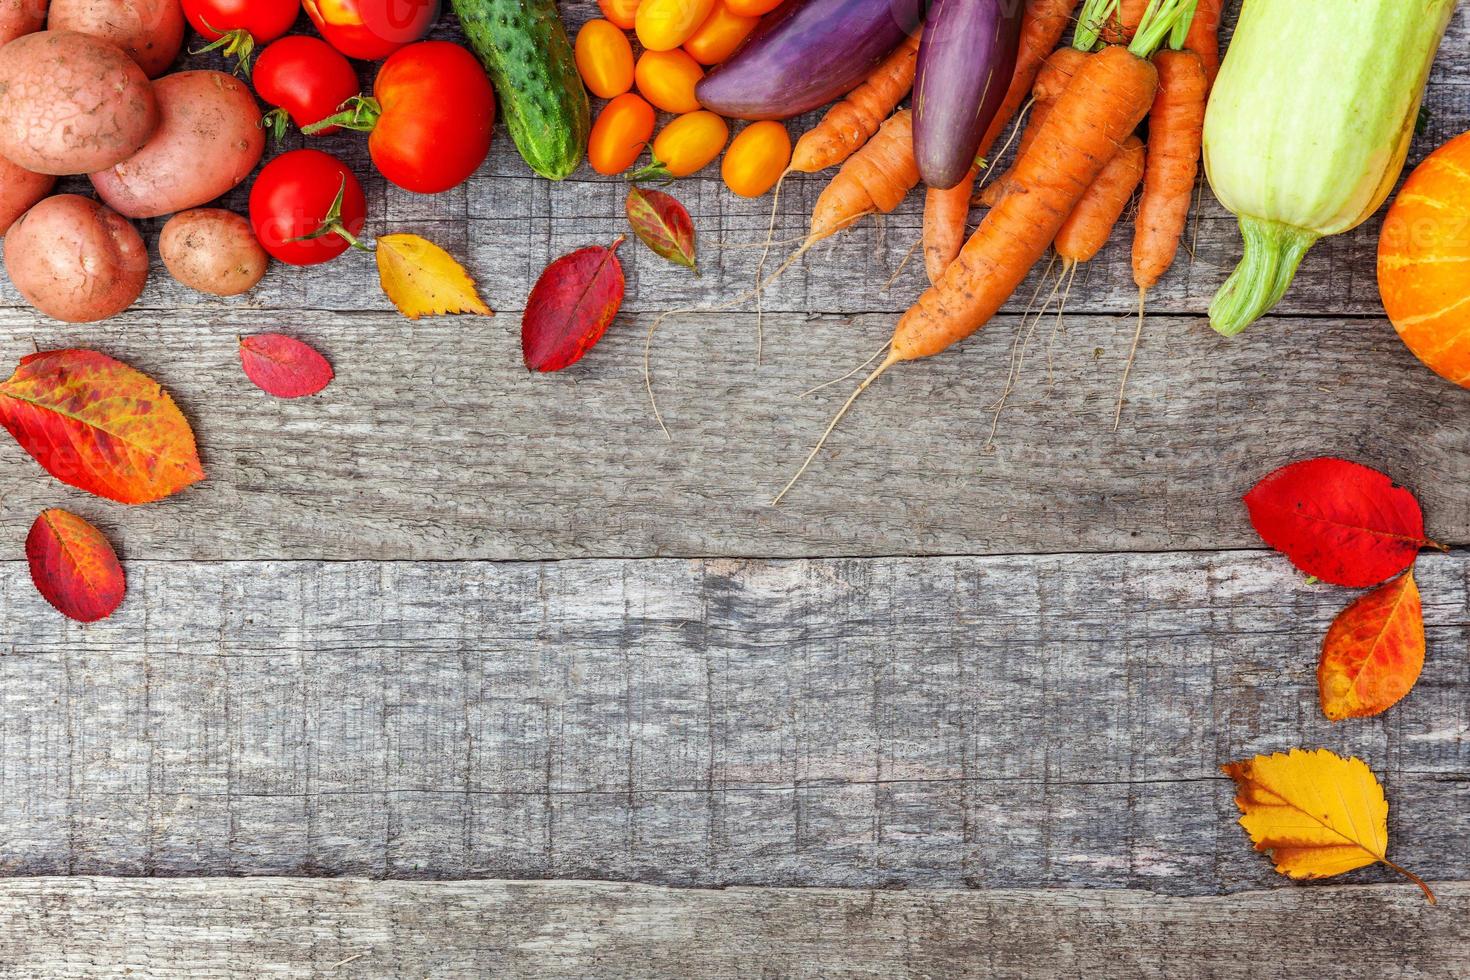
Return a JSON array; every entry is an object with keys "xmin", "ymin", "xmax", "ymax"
[{"xmin": 1208, "ymin": 216, "xmax": 1320, "ymax": 337}]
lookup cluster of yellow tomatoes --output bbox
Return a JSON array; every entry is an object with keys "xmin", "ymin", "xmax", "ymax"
[{"xmin": 576, "ymin": 0, "xmax": 793, "ymax": 197}]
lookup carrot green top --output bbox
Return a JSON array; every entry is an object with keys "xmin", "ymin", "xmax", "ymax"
[{"xmin": 1074, "ymin": 0, "xmax": 1198, "ymax": 55}]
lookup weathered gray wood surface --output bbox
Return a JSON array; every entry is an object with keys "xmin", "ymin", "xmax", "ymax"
[
  {"xmin": 0, "ymin": 308, "xmax": 1465, "ymax": 560},
  {"xmin": 1, "ymin": 551, "xmax": 1464, "ymax": 890},
  {"xmin": 0, "ymin": 877, "xmax": 1464, "ymax": 979}
]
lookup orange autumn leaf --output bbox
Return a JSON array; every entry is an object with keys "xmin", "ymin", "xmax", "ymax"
[
  {"xmin": 0, "ymin": 350, "xmax": 205, "ymax": 504},
  {"xmin": 1319, "ymin": 570, "xmax": 1426, "ymax": 721},
  {"xmin": 376, "ymin": 233, "xmax": 493, "ymax": 320},
  {"xmin": 1222, "ymin": 748, "xmax": 1435, "ymax": 903},
  {"xmin": 26, "ymin": 509, "xmax": 125, "ymax": 622}
]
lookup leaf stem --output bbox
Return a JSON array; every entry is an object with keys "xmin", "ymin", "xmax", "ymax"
[{"xmin": 1380, "ymin": 858, "xmax": 1438, "ymax": 905}]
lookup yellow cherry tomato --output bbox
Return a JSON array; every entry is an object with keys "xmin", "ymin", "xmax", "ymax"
[
  {"xmin": 635, "ymin": 48, "xmax": 705, "ymax": 114},
  {"xmin": 589, "ymin": 93, "xmax": 657, "ymax": 175},
  {"xmin": 598, "ymin": 0, "xmax": 641, "ymax": 30},
  {"xmin": 647, "ymin": 111, "xmax": 729, "ymax": 177},
  {"xmin": 636, "ymin": 0, "xmax": 716, "ymax": 51},
  {"xmin": 576, "ymin": 19, "xmax": 636, "ymax": 99},
  {"xmin": 722, "ymin": 121, "xmax": 791, "ymax": 197},
  {"xmin": 683, "ymin": 3, "xmax": 758, "ymax": 65},
  {"xmin": 723, "ymin": 0, "xmax": 781, "ymax": 15}
]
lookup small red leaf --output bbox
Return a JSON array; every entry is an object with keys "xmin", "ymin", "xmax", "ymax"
[
  {"xmin": 522, "ymin": 237, "xmax": 626, "ymax": 372},
  {"xmin": 26, "ymin": 509, "xmax": 125, "ymax": 622},
  {"xmin": 240, "ymin": 334, "xmax": 334, "ymax": 398},
  {"xmin": 0, "ymin": 350, "xmax": 205, "ymax": 505},
  {"xmin": 1244, "ymin": 457, "xmax": 1434, "ymax": 587},
  {"xmin": 626, "ymin": 187, "xmax": 698, "ymax": 271}
]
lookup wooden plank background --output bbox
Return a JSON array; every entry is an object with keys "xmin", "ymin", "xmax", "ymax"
[{"xmin": 0, "ymin": 1, "xmax": 1466, "ymax": 975}]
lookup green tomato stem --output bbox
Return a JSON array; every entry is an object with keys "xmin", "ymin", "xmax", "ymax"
[
  {"xmin": 301, "ymin": 96, "xmax": 380, "ymax": 137},
  {"xmin": 190, "ymin": 23, "xmax": 256, "ymax": 76},
  {"xmin": 1208, "ymin": 215, "xmax": 1320, "ymax": 338}
]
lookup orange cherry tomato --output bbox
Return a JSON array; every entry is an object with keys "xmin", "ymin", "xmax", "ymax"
[
  {"xmin": 589, "ymin": 93, "xmax": 657, "ymax": 175},
  {"xmin": 598, "ymin": 0, "xmax": 641, "ymax": 30},
  {"xmin": 722, "ymin": 121, "xmax": 790, "ymax": 197},
  {"xmin": 575, "ymin": 19, "xmax": 635, "ymax": 99},
  {"xmin": 683, "ymin": 3, "xmax": 758, "ymax": 65},
  {"xmin": 723, "ymin": 0, "xmax": 782, "ymax": 15},
  {"xmin": 636, "ymin": 0, "xmax": 715, "ymax": 51},
  {"xmin": 635, "ymin": 48, "xmax": 704, "ymax": 114},
  {"xmin": 648, "ymin": 110, "xmax": 728, "ymax": 177}
]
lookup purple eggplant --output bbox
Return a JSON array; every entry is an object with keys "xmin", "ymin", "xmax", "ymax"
[
  {"xmin": 913, "ymin": 0, "xmax": 1023, "ymax": 189},
  {"xmin": 695, "ymin": 0, "xmax": 924, "ymax": 121}
]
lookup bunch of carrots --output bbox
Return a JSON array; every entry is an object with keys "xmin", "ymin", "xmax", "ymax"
[{"xmin": 753, "ymin": 0, "xmax": 1220, "ymax": 502}]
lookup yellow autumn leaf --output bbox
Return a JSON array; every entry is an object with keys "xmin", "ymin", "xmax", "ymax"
[
  {"xmin": 1222, "ymin": 748, "xmax": 1435, "ymax": 903},
  {"xmin": 376, "ymin": 234, "xmax": 493, "ymax": 320}
]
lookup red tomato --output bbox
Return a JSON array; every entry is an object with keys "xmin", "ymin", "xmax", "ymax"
[
  {"xmin": 249, "ymin": 149, "xmax": 368, "ymax": 266},
  {"xmin": 254, "ymin": 36, "xmax": 361, "ymax": 139},
  {"xmin": 302, "ymin": 0, "xmax": 440, "ymax": 60},
  {"xmin": 357, "ymin": 41, "xmax": 495, "ymax": 194},
  {"xmin": 183, "ymin": 0, "xmax": 299, "ymax": 70}
]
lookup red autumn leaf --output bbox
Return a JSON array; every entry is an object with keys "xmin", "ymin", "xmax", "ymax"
[
  {"xmin": 26, "ymin": 508, "xmax": 126, "ymax": 622},
  {"xmin": 1318, "ymin": 570, "xmax": 1426, "ymax": 720},
  {"xmin": 626, "ymin": 187, "xmax": 697, "ymax": 272},
  {"xmin": 522, "ymin": 237, "xmax": 626, "ymax": 372},
  {"xmin": 1244, "ymin": 457, "xmax": 1437, "ymax": 587},
  {"xmin": 0, "ymin": 350, "xmax": 205, "ymax": 505},
  {"xmin": 240, "ymin": 334, "xmax": 334, "ymax": 398}
]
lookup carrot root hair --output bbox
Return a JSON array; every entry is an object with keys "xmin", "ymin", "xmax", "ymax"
[{"xmin": 1114, "ymin": 286, "xmax": 1146, "ymax": 431}]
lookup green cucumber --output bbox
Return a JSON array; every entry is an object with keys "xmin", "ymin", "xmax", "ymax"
[{"xmin": 451, "ymin": 0, "xmax": 590, "ymax": 180}]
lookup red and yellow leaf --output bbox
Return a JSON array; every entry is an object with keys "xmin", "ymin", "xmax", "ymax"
[
  {"xmin": 0, "ymin": 350, "xmax": 205, "ymax": 504},
  {"xmin": 1244, "ymin": 457, "xmax": 1435, "ymax": 587},
  {"xmin": 377, "ymin": 233, "xmax": 493, "ymax": 320},
  {"xmin": 240, "ymin": 334, "xmax": 335, "ymax": 399},
  {"xmin": 626, "ymin": 187, "xmax": 697, "ymax": 271},
  {"xmin": 1318, "ymin": 570, "xmax": 1425, "ymax": 720},
  {"xmin": 26, "ymin": 508, "xmax": 125, "ymax": 622},
  {"xmin": 522, "ymin": 237, "xmax": 626, "ymax": 373}
]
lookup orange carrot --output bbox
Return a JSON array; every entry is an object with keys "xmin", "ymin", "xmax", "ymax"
[
  {"xmin": 1184, "ymin": 0, "xmax": 1223, "ymax": 87},
  {"xmin": 923, "ymin": 171, "xmax": 976, "ymax": 284},
  {"xmin": 1133, "ymin": 49, "xmax": 1207, "ymax": 292},
  {"xmin": 977, "ymin": 48, "xmax": 1088, "ymax": 208},
  {"xmin": 790, "ymin": 34, "xmax": 921, "ymax": 174},
  {"xmin": 807, "ymin": 108, "xmax": 919, "ymax": 243},
  {"xmin": 1055, "ymin": 135, "xmax": 1146, "ymax": 265},
  {"xmin": 1119, "ymin": 0, "xmax": 1149, "ymax": 36}
]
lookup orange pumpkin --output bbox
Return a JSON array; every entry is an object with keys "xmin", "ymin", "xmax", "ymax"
[{"xmin": 1378, "ymin": 131, "xmax": 1470, "ymax": 387}]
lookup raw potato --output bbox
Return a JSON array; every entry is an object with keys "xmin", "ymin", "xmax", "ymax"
[
  {"xmin": 0, "ymin": 30, "xmax": 157, "ymax": 174},
  {"xmin": 0, "ymin": 150, "xmax": 55, "ymax": 234},
  {"xmin": 160, "ymin": 209, "xmax": 268, "ymax": 297},
  {"xmin": 90, "ymin": 70, "xmax": 264, "ymax": 218},
  {"xmin": 48, "ymin": 0, "xmax": 184, "ymax": 77},
  {"xmin": 3, "ymin": 194, "xmax": 147, "ymax": 322},
  {"xmin": 0, "ymin": 0, "xmax": 47, "ymax": 45}
]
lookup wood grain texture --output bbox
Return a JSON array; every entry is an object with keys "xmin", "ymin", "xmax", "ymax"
[
  {"xmin": 0, "ymin": 3, "xmax": 1466, "ymax": 323},
  {"xmin": 0, "ymin": 552, "xmax": 1464, "ymax": 889},
  {"xmin": 0, "ymin": 308, "xmax": 1465, "ymax": 561},
  {"xmin": 0, "ymin": 877, "xmax": 1463, "ymax": 979}
]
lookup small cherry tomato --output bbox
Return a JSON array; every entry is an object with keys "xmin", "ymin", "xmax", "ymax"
[
  {"xmin": 250, "ymin": 149, "xmax": 368, "ymax": 266},
  {"xmin": 575, "ymin": 19, "xmax": 634, "ymax": 99},
  {"xmin": 722, "ymin": 121, "xmax": 790, "ymax": 197},
  {"xmin": 311, "ymin": 41, "xmax": 495, "ymax": 194},
  {"xmin": 635, "ymin": 48, "xmax": 703, "ymax": 114},
  {"xmin": 683, "ymin": 3, "xmax": 757, "ymax": 65},
  {"xmin": 635, "ymin": 0, "xmax": 714, "ymax": 52},
  {"xmin": 588, "ymin": 93, "xmax": 656, "ymax": 175},
  {"xmin": 254, "ymin": 36, "xmax": 361, "ymax": 140},
  {"xmin": 597, "ymin": 0, "xmax": 640, "ymax": 30},
  {"xmin": 634, "ymin": 110, "xmax": 728, "ymax": 179},
  {"xmin": 302, "ymin": 0, "xmax": 440, "ymax": 61},
  {"xmin": 723, "ymin": 0, "xmax": 781, "ymax": 15},
  {"xmin": 183, "ymin": 0, "xmax": 298, "ymax": 72}
]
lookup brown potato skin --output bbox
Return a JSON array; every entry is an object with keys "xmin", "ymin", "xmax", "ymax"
[
  {"xmin": 0, "ymin": 0, "xmax": 47, "ymax": 46},
  {"xmin": 0, "ymin": 150, "xmax": 54, "ymax": 234},
  {"xmin": 47, "ymin": 0, "xmax": 184, "ymax": 78},
  {"xmin": 3, "ymin": 194, "xmax": 147, "ymax": 322},
  {"xmin": 160, "ymin": 209, "xmax": 268, "ymax": 297},
  {"xmin": 0, "ymin": 30, "xmax": 157, "ymax": 174},
  {"xmin": 90, "ymin": 70, "xmax": 265, "ymax": 218}
]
